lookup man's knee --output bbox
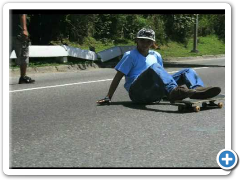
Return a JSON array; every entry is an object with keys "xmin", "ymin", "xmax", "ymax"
[
  {"xmin": 150, "ymin": 63, "xmax": 163, "ymax": 70},
  {"xmin": 181, "ymin": 68, "xmax": 197, "ymax": 75}
]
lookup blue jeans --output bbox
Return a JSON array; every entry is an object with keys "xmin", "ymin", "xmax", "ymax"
[{"xmin": 129, "ymin": 63, "xmax": 204, "ymax": 103}]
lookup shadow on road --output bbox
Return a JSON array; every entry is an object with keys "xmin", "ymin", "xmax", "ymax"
[
  {"xmin": 109, "ymin": 101, "xmax": 181, "ymax": 114},
  {"xmin": 101, "ymin": 101, "xmax": 223, "ymax": 114}
]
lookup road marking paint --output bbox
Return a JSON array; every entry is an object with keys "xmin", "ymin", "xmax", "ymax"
[
  {"xmin": 10, "ymin": 79, "xmax": 113, "ymax": 93},
  {"xmin": 10, "ymin": 67, "xmax": 209, "ymax": 93}
]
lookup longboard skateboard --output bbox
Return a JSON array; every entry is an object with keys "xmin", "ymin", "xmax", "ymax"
[{"xmin": 171, "ymin": 94, "xmax": 225, "ymax": 112}]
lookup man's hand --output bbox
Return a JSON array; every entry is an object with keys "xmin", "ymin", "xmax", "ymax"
[
  {"xmin": 96, "ymin": 71, "xmax": 124, "ymax": 106},
  {"xmin": 97, "ymin": 97, "xmax": 111, "ymax": 105},
  {"xmin": 22, "ymin": 29, "xmax": 29, "ymax": 38}
]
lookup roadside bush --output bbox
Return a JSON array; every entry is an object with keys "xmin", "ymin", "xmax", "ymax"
[{"xmin": 28, "ymin": 13, "xmax": 225, "ymax": 46}]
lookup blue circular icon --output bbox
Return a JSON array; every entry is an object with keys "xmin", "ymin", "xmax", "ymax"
[{"xmin": 217, "ymin": 149, "xmax": 238, "ymax": 170}]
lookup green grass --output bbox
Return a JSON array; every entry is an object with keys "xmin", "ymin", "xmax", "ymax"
[
  {"xmin": 51, "ymin": 37, "xmax": 135, "ymax": 52},
  {"xmin": 10, "ymin": 35, "xmax": 224, "ymax": 68},
  {"xmin": 158, "ymin": 35, "xmax": 225, "ymax": 59}
]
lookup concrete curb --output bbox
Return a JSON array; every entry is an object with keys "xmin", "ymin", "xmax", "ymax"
[{"xmin": 10, "ymin": 54, "xmax": 225, "ymax": 77}]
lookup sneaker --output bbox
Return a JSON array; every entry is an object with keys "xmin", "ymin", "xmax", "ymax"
[
  {"xmin": 169, "ymin": 86, "xmax": 196, "ymax": 101},
  {"xmin": 18, "ymin": 76, "xmax": 35, "ymax": 84},
  {"xmin": 190, "ymin": 86, "xmax": 221, "ymax": 99}
]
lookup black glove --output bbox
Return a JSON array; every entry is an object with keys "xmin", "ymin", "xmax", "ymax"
[{"xmin": 97, "ymin": 97, "xmax": 111, "ymax": 105}]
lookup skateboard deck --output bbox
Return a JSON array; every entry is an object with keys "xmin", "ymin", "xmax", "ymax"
[{"xmin": 171, "ymin": 94, "xmax": 225, "ymax": 112}]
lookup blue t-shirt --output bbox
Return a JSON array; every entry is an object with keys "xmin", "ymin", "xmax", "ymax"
[{"xmin": 115, "ymin": 48, "xmax": 163, "ymax": 92}]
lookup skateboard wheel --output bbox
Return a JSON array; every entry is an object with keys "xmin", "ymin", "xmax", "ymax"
[
  {"xmin": 218, "ymin": 102, "xmax": 223, "ymax": 108},
  {"xmin": 193, "ymin": 106, "xmax": 200, "ymax": 112}
]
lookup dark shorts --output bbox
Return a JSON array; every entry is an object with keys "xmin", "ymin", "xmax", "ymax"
[{"xmin": 10, "ymin": 35, "xmax": 29, "ymax": 65}]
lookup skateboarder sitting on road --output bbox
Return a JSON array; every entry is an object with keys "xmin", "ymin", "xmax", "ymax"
[{"xmin": 97, "ymin": 28, "xmax": 221, "ymax": 105}]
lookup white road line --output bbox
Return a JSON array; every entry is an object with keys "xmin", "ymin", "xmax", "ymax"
[
  {"xmin": 9, "ymin": 67, "xmax": 209, "ymax": 93},
  {"xmin": 10, "ymin": 79, "xmax": 113, "ymax": 93}
]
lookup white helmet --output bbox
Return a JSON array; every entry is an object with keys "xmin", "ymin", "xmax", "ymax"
[{"xmin": 136, "ymin": 28, "xmax": 155, "ymax": 42}]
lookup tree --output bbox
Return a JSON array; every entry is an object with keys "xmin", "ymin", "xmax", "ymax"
[
  {"xmin": 163, "ymin": 14, "xmax": 195, "ymax": 46},
  {"xmin": 27, "ymin": 13, "xmax": 224, "ymax": 46}
]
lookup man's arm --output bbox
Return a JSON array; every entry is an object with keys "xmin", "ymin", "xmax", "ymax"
[
  {"xmin": 97, "ymin": 71, "xmax": 124, "ymax": 105},
  {"xmin": 107, "ymin": 70, "xmax": 124, "ymax": 99},
  {"xmin": 20, "ymin": 14, "xmax": 29, "ymax": 37}
]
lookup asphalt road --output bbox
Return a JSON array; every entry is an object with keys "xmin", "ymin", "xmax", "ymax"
[{"xmin": 9, "ymin": 58, "xmax": 225, "ymax": 168}]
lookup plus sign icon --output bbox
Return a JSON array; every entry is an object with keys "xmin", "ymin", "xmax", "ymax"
[{"xmin": 217, "ymin": 149, "xmax": 238, "ymax": 170}]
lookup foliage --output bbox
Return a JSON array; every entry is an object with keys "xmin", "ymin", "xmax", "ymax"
[
  {"xmin": 198, "ymin": 14, "xmax": 225, "ymax": 42},
  {"xmin": 27, "ymin": 14, "xmax": 225, "ymax": 46},
  {"xmin": 163, "ymin": 14, "xmax": 195, "ymax": 47}
]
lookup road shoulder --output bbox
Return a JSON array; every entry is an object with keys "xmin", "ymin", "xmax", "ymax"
[{"xmin": 9, "ymin": 54, "xmax": 225, "ymax": 77}]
